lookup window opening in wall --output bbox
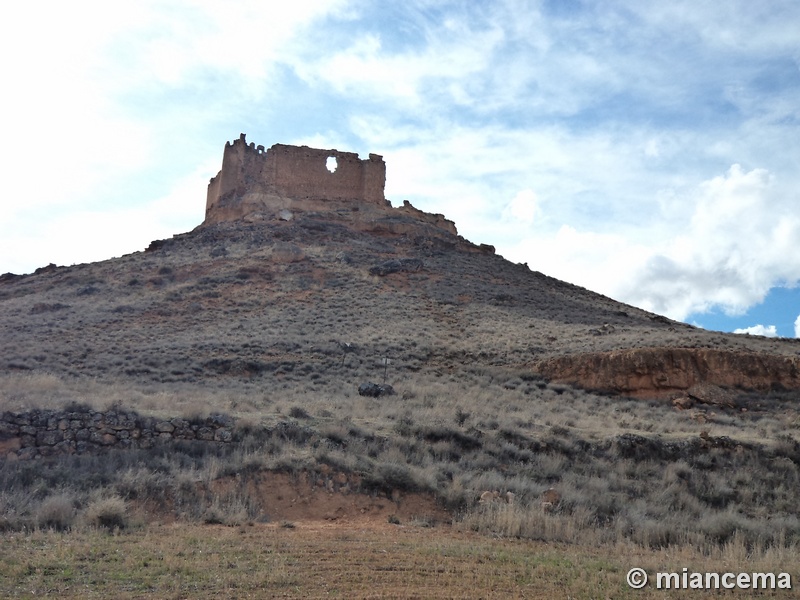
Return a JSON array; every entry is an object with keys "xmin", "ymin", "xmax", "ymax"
[{"xmin": 326, "ymin": 156, "xmax": 338, "ymax": 173}]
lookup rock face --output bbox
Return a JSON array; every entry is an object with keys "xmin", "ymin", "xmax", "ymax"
[
  {"xmin": 397, "ymin": 200, "xmax": 457, "ymax": 236},
  {"xmin": 537, "ymin": 347, "xmax": 800, "ymax": 399}
]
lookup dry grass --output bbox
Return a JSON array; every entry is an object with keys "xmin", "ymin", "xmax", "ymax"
[
  {"xmin": 3, "ymin": 217, "xmax": 800, "ymax": 592},
  {"xmin": 1, "ymin": 521, "xmax": 795, "ymax": 599},
  {"xmin": 2, "ymin": 376, "xmax": 800, "ymax": 552},
  {"xmin": 2, "ymin": 219, "xmax": 795, "ymax": 396},
  {"xmin": 4, "ymin": 369, "xmax": 799, "ymax": 445}
]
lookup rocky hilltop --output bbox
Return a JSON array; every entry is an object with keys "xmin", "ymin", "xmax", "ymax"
[
  {"xmin": 2, "ymin": 135, "xmax": 799, "ymax": 404},
  {"xmin": 3, "ymin": 136, "xmax": 800, "ymax": 551},
  {"xmin": 203, "ymin": 133, "xmax": 457, "ymax": 237}
]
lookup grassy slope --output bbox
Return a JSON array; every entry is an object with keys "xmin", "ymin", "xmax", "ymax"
[{"xmin": 2, "ymin": 216, "xmax": 800, "ymax": 570}]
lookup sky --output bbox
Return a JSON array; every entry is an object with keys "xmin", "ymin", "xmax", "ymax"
[{"xmin": 2, "ymin": 0, "xmax": 800, "ymax": 337}]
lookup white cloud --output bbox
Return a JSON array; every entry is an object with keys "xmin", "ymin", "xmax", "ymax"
[
  {"xmin": 733, "ymin": 324, "xmax": 779, "ymax": 337},
  {"xmin": 795, "ymin": 315, "xmax": 800, "ymax": 338},
  {"xmin": 0, "ymin": 166, "xmax": 208, "ymax": 274},
  {"xmin": 502, "ymin": 190, "xmax": 540, "ymax": 225},
  {"xmin": 624, "ymin": 2, "xmax": 800, "ymax": 53},
  {"xmin": 292, "ymin": 17, "xmax": 504, "ymax": 108},
  {"xmin": 609, "ymin": 164, "xmax": 800, "ymax": 319}
]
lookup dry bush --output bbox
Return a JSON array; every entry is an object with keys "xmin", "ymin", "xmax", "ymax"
[
  {"xmin": 288, "ymin": 405, "xmax": 310, "ymax": 419},
  {"xmin": 35, "ymin": 493, "xmax": 77, "ymax": 531},
  {"xmin": 84, "ymin": 496, "xmax": 128, "ymax": 530},
  {"xmin": 200, "ymin": 496, "xmax": 252, "ymax": 527}
]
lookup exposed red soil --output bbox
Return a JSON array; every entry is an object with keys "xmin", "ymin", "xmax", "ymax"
[
  {"xmin": 208, "ymin": 471, "xmax": 450, "ymax": 524},
  {"xmin": 537, "ymin": 347, "xmax": 800, "ymax": 398}
]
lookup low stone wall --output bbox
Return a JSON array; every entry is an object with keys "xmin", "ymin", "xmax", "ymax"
[{"xmin": 0, "ymin": 408, "xmax": 236, "ymax": 460}]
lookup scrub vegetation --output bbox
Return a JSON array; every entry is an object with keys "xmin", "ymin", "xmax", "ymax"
[
  {"xmin": 3, "ymin": 370, "xmax": 800, "ymax": 555},
  {"xmin": 2, "ymin": 217, "xmax": 799, "ymax": 596}
]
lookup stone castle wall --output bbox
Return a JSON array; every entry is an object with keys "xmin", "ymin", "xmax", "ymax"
[
  {"xmin": 205, "ymin": 134, "xmax": 386, "ymax": 223},
  {"xmin": 0, "ymin": 408, "xmax": 235, "ymax": 460}
]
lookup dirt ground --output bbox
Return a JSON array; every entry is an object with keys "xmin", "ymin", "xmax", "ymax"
[
  {"xmin": 0, "ymin": 517, "xmax": 638, "ymax": 599},
  {"xmin": 206, "ymin": 471, "xmax": 450, "ymax": 524},
  {"xmin": 5, "ymin": 515, "xmax": 795, "ymax": 599}
]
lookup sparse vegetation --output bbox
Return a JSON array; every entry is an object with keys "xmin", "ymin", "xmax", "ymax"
[
  {"xmin": 0, "ymin": 521, "xmax": 796, "ymax": 599},
  {"xmin": 34, "ymin": 493, "xmax": 76, "ymax": 532},
  {"xmin": 1, "ymin": 378, "xmax": 799, "ymax": 553},
  {"xmin": 2, "ymin": 217, "xmax": 800, "ymax": 595}
]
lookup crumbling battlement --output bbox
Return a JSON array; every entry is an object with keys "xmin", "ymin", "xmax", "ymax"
[
  {"xmin": 202, "ymin": 134, "xmax": 462, "ymax": 239},
  {"xmin": 205, "ymin": 134, "xmax": 387, "ymax": 224}
]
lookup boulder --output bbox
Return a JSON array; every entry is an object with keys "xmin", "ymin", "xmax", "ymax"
[
  {"xmin": 478, "ymin": 490, "xmax": 500, "ymax": 505},
  {"xmin": 357, "ymin": 382, "xmax": 395, "ymax": 398},
  {"xmin": 369, "ymin": 258, "xmax": 423, "ymax": 276},
  {"xmin": 686, "ymin": 383, "xmax": 737, "ymax": 408}
]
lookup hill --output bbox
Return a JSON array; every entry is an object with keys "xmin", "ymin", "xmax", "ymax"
[
  {"xmin": 1, "ymin": 135, "xmax": 800, "ymax": 554},
  {"xmin": 4, "ymin": 137, "xmax": 799, "ymax": 402}
]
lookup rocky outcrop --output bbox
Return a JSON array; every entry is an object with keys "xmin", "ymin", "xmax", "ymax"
[
  {"xmin": 396, "ymin": 200, "xmax": 457, "ymax": 236},
  {"xmin": 0, "ymin": 408, "xmax": 236, "ymax": 460},
  {"xmin": 536, "ymin": 347, "xmax": 800, "ymax": 399},
  {"xmin": 368, "ymin": 258, "xmax": 424, "ymax": 277}
]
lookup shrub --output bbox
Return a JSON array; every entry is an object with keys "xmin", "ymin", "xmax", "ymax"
[
  {"xmin": 36, "ymin": 494, "xmax": 76, "ymax": 531},
  {"xmin": 701, "ymin": 511, "xmax": 749, "ymax": 545},
  {"xmin": 84, "ymin": 496, "xmax": 128, "ymax": 530},
  {"xmin": 289, "ymin": 406, "xmax": 310, "ymax": 419},
  {"xmin": 203, "ymin": 507, "xmax": 226, "ymax": 525},
  {"xmin": 364, "ymin": 462, "xmax": 423, "ymax": 494}
]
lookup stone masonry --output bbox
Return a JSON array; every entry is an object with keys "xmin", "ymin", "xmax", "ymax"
[
  {"xmin": 205, "ymin": 133, "xmax": 387, "ymax": 224},
  {"xmin": 201, "ymin": 134, "xmax": 461, "ymax": 240},
  {"xmin": 0, "ymin": 408, "xmax": 235, "ymax": 460}
]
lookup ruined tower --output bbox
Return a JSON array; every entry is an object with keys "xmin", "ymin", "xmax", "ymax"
[{"xmin": 204, "ymin": 134, "xmax": 387, "ymax": 225}]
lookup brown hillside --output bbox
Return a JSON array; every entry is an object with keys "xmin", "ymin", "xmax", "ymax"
[
  {"xmin": 1, "ymin": 136, "xmax": 799, "ymax": 402},
  {"xmin": 3, "ymin": 137, "xmax": 800, "ymax": 557}
]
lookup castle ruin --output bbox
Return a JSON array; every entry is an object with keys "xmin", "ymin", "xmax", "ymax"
[
  {"xmin": 203, "ymin": 134, "xmax": 457, "ymax": 237},
  {"xmin": 205, "ymin": 134, "xmax": 388, "ymax": 224}
]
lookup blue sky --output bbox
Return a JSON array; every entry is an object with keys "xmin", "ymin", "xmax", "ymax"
[{"xmin": 2, "ymin": 1, "xmax": 800, "ymax": 337}]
